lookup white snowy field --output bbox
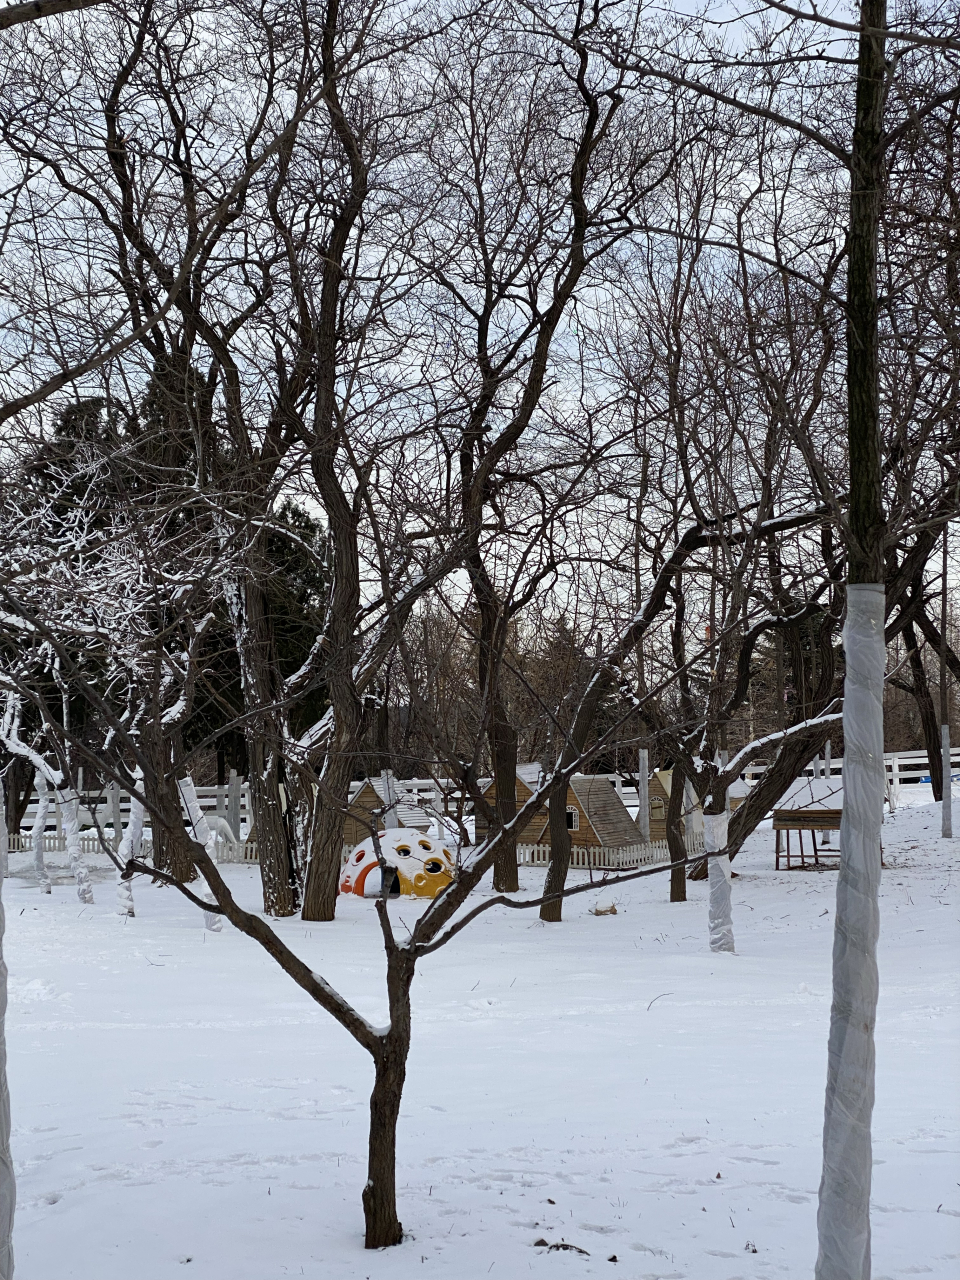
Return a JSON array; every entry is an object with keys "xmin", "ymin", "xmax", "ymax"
[{"xmin": 4, "ymin": 799, "xmax": 958, "ymax": 1280}]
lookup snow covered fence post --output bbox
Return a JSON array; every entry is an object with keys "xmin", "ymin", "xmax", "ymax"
[
  {"xmin": 636, "ymin": 749, "xmax": 650, "ymax": 844},
  {"xmin": 816, "ymin": 583, "xmax": 885, "ymax": 1280},
  {"xmin": 31, "ymin": 771, "xmax": 51, "ymax": 893},
  {"xmin": 0, "ymin": 779, "xmax": 16, "ymax": 1280},
  {"xmin": 178, "ymin": 777, "xmax": 223, "ymax": 932},
  {"xmin": 704, "ymin": 809, "xmax": 734, "ymax": 953}
]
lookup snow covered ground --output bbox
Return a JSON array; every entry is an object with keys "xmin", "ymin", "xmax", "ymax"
[{"xmin": 4, "ymin": 797, "xmax": 958, "ymax": 1279}]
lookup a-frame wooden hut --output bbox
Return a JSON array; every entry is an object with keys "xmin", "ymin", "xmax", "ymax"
[
  {"xmin": 343, "ymin": 777, "xmax": 433, "ymax": 846},
  {"xmin": 476, "ymin": 768, "xmax": 642, "ymax": 851}
]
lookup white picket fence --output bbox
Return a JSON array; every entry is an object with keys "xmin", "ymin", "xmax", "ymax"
[
  {"xmin": 6, "ymin": 832, "xmax": 137, "ymax": 859},
  {"xmin": 740, "ymin": 746, "xmax": 960, "ymax": 786},
  {"xmin": 12, "ymin": 747, "xmax": 957, "ymax": 867},
  {"xmin": 213, "ymin": 841, "xmax": 357, "ymax": 866},
  {"xmin": 16, "ymin": 780, "xmax": 254, "ymax": 852},
  {"xmin": 516, "ymin": 838, "xmax": 692, "ymax": 870}
]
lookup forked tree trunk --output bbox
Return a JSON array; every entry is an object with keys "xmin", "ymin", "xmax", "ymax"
[{"xmin": 362, "ymin": 951, "xmax": 414, "ymax": 1248}]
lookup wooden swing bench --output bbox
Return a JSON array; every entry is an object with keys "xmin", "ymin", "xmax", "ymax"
[{"xmin": 773, "ymin": 808, "xmax": 842, "ymax": 870}]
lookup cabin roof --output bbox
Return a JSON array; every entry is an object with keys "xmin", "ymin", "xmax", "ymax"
[
  {"xmin": 568, "ymin": 775, "xmax": 642, "ymax": 848},
  {"xmin": 351, "ymin": 778, "xmax": 432, "ymax": 830}
]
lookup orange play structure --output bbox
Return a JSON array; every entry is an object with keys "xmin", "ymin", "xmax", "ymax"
[{"xmin": 339, "ymin": 828, "xmax": 457, "ymax": 898}]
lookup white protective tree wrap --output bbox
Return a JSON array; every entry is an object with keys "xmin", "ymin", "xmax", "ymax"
[
  {"xmin": 815, "ymin": 583, "xmax": 885, "ymax": 1280},
  {"xmin": 704, "ymin": 810, "xmax": 734, "ymax": 953},
  {"xmin": 0, "ymin": 782, "xmax": 16, "ymax": 1279},
  {"xmin": 942, "ymin": 724, "xmax": 952, "ymax": 839},
  {"xmin": 31, "ymin": 771, "xmax": 51, "ymax": 894},
  {"xmin": 115, "ymin": 784, "xmax": 144, "ymax": 918},
  {"xmin": 60, "ymin": 791, "xmax": 94, "ymax": 904},
  {"xmin": 636, "ymin": 750, "xmax": 650, "ymax": 844},
  {"xmin": 178, "ymin": 776, "xmax": 222, "ymax": 932}
]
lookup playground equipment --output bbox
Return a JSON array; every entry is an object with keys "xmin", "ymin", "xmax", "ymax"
[{"xmin": 339, "ymin": 828, "xmax": 457, "ymax": 898}]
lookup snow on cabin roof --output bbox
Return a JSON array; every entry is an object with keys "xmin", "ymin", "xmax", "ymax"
[
  {"xmin": 353, "ymin": 777, "xmax": 433, "ymax": 831},
  {"xmin": 476, "ymin": 764, "xmax": 543, "ymax": 795},
  {"xmin": 775, "ymin": 776, "xmax": 843, "ymax": 811},
  {"xmin": 568, "ymin": 775, "xmax": 643, "ymax": 848}
]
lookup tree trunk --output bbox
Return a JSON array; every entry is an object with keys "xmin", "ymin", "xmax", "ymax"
[
  {"xmin": 940, "ymin": 528, "xmax": 952, "ymax": 839},
  {"xmin": 60, "ymin": 790, "xmax": 93, "ymax": 904},
  {"xmin": 904, "ymin": 621, "xmax": 941, "ymax": 799},
  {"xmin": 298, "ymin": 443, "xmax": 364, "ymax": 922},
  {"xmin": 149, "ymin": 768, "xmax": 198, "ymax": 883},
  {"xmin": 0, "ymin": 783, "xmax": 15, "ymax": 1280},
  {"xmin": 363, "ymin": 951, "xmax": 413, "ymax": 1249},
  {"xmin": 636, "ymin": 748, "xmax": 650, "ymax": 844},
  {"xmin": 491, "ymin": 702, "xmax": 519, "ymax": 893},
  {"xmin": 233, "ymin": 576, "xmax": 300, "ymax": 917},
  {"xmin": 539, "ymin": 770, "xmax": 572, "ymax": 922},
  {"xmin": 706, "ymin": 723, "xmax": 836, "ymax": 873},
  {"xmin": 301, "ymin": 746, "xmax": 356, "ymax": 922},
  {"xmin": 30, "ymin": 770, "xmax": 51, "ymax": 894},
  {"xmin": 179, "ymin": 776, "xmax": 223, "ymax": 932},
  {"xmin": 141, "ymin": 723, "xmax": 198, "ymax": 883},
  {"xmin": 115, "ymin": 780, "xmax": 144, "ymax": 918},
  {"xmin": 3, "ymin": 755, "xmax": 31, "ymax": 838},
  {"xmin": 666, "ymin": 765, "xmax": 686, "ymax": 901},
  {"xmin": 816, "ymin": 4, "xmax": 887, "ymax": 1275},
  {"xmin": 704, "ymin": 805, "xmax": 734, "ymax": 953}
]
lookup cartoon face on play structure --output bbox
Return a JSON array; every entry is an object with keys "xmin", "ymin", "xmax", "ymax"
[{"xmin": 339, "ymin": 828, "xmax": 457, "ymax": 899}]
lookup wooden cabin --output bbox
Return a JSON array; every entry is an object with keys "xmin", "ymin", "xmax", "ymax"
[
  {"xmin": 343, "ymin": 776, "xmax": 433, "ymax": 846},
  {"xmin": 647, "ymin": 769, "xmax": 747, "ymax": 843},
  {"xmin": 648, "ymin": 770, "xmax": 673, "ymax": 842},
  {"xmin": 469, "ymin": 765, "xmax": 751, "ymax": 850},
  {"xmin": 476, "ymin": 767, "xmax": 643, "ymax": 850}
]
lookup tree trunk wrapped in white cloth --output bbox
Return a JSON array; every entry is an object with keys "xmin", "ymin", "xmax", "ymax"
[
  {"xmin": 31, "ymin": 770, "xmax": 51, "ymax": 894},
  {"xmin": 636, "ymin": 749, "xmax": 650, "ymax": 844},
  {"xmin": 115, "ymin": 778, "xmax": 144, "ymax": 918},
  {"xmin": 59, "ymin": 790, "xmax": 94, "ymax": 904},
  {"xmin": 0, "ymin": 780, "xmax": 17, "ymax": 1280},
  {"xmin": 178, "ymin": 775, "xmax": 222, "ymax": 932},
  {"xmin": 816, "ymin": 583, "xmax": 885, "ymax": 1280},
  {"xmin": 704, "ymin": 810, "xmax": 734, "ymax": 953}
]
